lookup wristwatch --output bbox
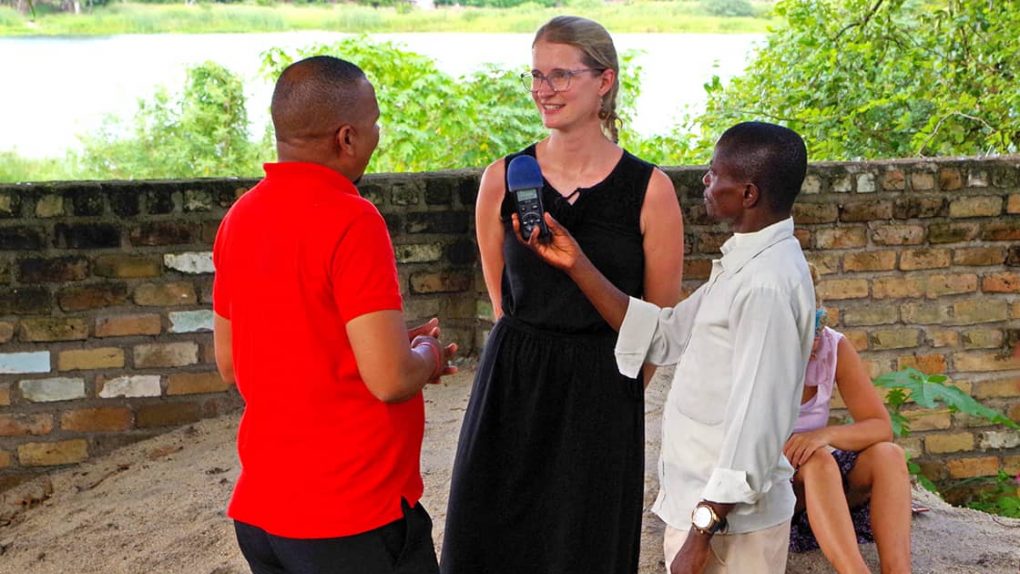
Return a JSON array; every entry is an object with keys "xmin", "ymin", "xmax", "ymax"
[{"xmin": 691, "ymin": 502, "xmax": 727, "ymax": 535}]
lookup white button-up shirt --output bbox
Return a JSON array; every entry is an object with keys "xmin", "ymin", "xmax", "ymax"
[{"xmin": 616, "ymin": 217, "xmax": 815, "ymax": 533}]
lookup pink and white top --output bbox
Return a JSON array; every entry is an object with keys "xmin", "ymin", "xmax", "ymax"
[{"xmin": 793, "ymin": 326, "xmax": 844, "ymax": 434}]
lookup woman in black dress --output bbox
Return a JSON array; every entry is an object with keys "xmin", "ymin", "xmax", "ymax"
[{"xmin": 441, "ymin": 15, "xmax": 684, "ymax": 573}]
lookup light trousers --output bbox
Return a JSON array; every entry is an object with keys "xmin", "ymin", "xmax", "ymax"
[{"xmin": 663, "ymin": 520, "xmax": 791, "ymax": 574}]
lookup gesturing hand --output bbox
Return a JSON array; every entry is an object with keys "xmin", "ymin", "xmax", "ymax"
[
  {"xmin": 511, "ymin": 212, "xmax": 584, "ymax": 272},
  {"xmin": 407, "ymin": 317, "xmax": 440, "ymax": 341},
  {"xmin": 411, "ymin": 335, "xmax": 458, "ymax": 384}
]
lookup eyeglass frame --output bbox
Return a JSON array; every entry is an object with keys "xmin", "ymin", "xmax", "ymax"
[{"xmin": 520, "ymin": 67, "xmax": 606, "ymax": 93}]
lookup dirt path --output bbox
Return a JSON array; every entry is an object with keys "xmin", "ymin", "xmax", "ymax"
[{"xmin": 1, "ymin": 365, "xmax": 1018, "ymax": 573}]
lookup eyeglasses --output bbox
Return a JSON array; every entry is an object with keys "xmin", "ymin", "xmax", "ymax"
[{"xmin": 520, "ymin": 68, "xmax": 602, "ymax": 93}]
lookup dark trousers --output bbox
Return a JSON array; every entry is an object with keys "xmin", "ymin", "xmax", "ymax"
[{"xmin": 235, "ymin": 500, "xmax": 439, "ymax": 574}]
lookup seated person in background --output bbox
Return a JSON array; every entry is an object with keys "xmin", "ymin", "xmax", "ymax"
[{"xmin": 785, "ymin": 269, "xmax": 912, "ymax": 574}]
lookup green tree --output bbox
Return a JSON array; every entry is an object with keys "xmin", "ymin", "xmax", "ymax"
[
  {"xmin": 663, "ymin": 0, "xmax": 1020, "ymax": 163},
  {"xmin": 74, "ymin": 61, "xmax": 268, "ymax": 179}
]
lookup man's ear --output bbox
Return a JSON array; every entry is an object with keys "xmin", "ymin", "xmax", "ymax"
[
  {"xmin": 335, "ymin": 124, "xmax": 354, "ymax": 157},
  {"xmin": 742, "ymin": 182, "xmax": 761, "ymax": 208}
]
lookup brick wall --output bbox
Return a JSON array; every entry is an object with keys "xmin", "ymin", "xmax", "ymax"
[{"xmin": 0, "ymin": 156, "xmax": 1017, "ymax": 492}]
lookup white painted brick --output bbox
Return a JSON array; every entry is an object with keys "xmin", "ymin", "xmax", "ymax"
[
  {"xmin": 99, "ymin": 375, "xmax": 162, "ymax": 398},
  {"xmin": 0, "ymin": 352, "xmax": 50, "ymax": 374},
  {"xmin": 169, "ymin": 310, "xmax": 214, "ymax": 333},
  {"xmin": 19, "ymin": 377, "xmax": 86, "ymax": 402},
  {"xmin": 164, "ymin": 252, "xmax": 214, "ymax": 274}
]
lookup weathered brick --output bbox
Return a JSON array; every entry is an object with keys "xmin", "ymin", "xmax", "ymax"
[
  {"xmin": 405, "ymin": 212, "xmax": 469, "ymax": 234},
  {"xmin": 445, "ymin": 239, "xmax": 477, "ymax": 266},
  {"xmin": 831, "ymin": 174, "xmax": 852, "ymax": 193},
  {"xmin": 107, "ymin": 189, "xmax": 141, "ymax": 217},
  {"xmin": 927, "ymin": 328, "xmax": 959, "ymax": 348},
  {"xmin": 904, "ymin": 408, "xmax": 952, "ymax": 431},
  {"xmin": 61, "ymin": 407, "xmax": 133, "ymax": 432},
  {"xmin": 800, "ymin": 174, "xmax": 822, "ymax": 195},
  {"xmin": 409, "ymin": 271, "xmax": 473, "ymax": 294},
  {"xmin": 925, "ymin": 273, "xmax": 978, "ymax": 298},
  {"xmin": 970, "ymin": 378, "xmax": 1020, "ymax": 399},
  {"xmin": 898, "ymin": 437, "xmax": 923, "ymax": 459},
  {"xmin": 0, "ymin": 450, "xmax": 9, "ymax": 469},
  {"xmin": 0, "ymin": 321, "xmax": 14, "ymax": 343},
  {"xmin": 95, "ymin": 314, "xmax": 162, "ymax": 338},
  {"xmin": 0, "ymin": 351, "xmax": 50, "ymax": 374},
  {"xmin": 58, "ymin": 283, "xmax": 129, "ymax": 312},
  {"xmin": 946, "ymin": 456, "xmax": 999, "ymax": 479},
  {"xmin": 394, "ymin": 243, "xmax": 443, "ymax": 264},
  {"xmin": 949, "ymin": 196, "xmax": 1003, "ymax": 218},
  {"xmin": 856, "ymin": 173, "xmax": 876, "ymax": 193},
  {"xmin": 144, "ymin": 189, "xmax": 177, "ymax": 214},
  {"xmin": 1013, "ymin": 301, "xmax": 1020, "ymax": 320},
  {"xmin": 949, "ymin": 299, "xmax": 1008, "ymax": 325},
  {"xmin": 164, "ymin": 252, "xmax": 214, "ymax": 274},
  {"xmin": 129, "ymin": 222, "xmax": 194, "ymax": 246},
  {"xmin": 871, "ymin": 329, "xmax": 919, "ymax": 350},
  {"xmin": 93, "ymin": 255, "xmax": 161, "ymax": 278},
  {"xmin": 962, "ymin": 329, "xmax": 1004, "ymax": 350},
  {"xmin": 0, "ymin": 414, "xmax": 53, "ymax": 436},
  {"xmin": 793, "ymin": 202, "xmax": 838, "ymax": 224},
  {"xmin": 35, "ymin": 194, "xmax": 64, "ymax": 217},
  {"xmin": 938, "ymin": 168, "xmax": 963, "ymax": 190},
  {"xmin": 893, "ymin": 197, "xmax": 945, "ymax": 219},
  {"xmin": 844, "ymin": 330, "xmax": 868, "ymax": 351},
  {"xmin": 54, "ymin": 223, "xmax": 121, "ymax": 249},
  {"xmin": 696, "ymin": 232, "xmax": 730, "ymax": 253},
  {"xmin": 166, "ymin": 372, "xmax": 231, "ymax": 396},
  {"xmin": 983, "ymin": 272, "xmax": 1020, "ymax": 293},
  {"xmin": 899, "ymin": 248, "xmax": 950, "ymax": 271},
  {"xmin": 425, "ymin": 178, "xmax": 455, "ymax": 205},
  {"xmin": 0, "ymin": 226, "xmax": 44, "ymax": 250},
  {"xmin": 18, "ymin": 439, "xmax": 89, "ymax": 467},
  {"xmin": 967, "ymin": 169, "xmax": 989, "ymax": 188},
  {"xmin": 18, "ymin": 256, "xmax": 89, "ymax": 283},
  {"xmin": 872, "ymin": 276, "xmax": 924, "ymax": 299},
  {"xmin": 842, "ymin": 251, "xmax": 896, "ymax": 272},
  {"xmin": 58, "ymin": 348, "xmax": 124, "ymax": 371},
  {"xmin": 390, "ymin": 182, "xmax": 420, "ymax": 206},
  {"xmin": 1005, "ymin": 455, "xmax": 1020, "ymax": 475},
  {"xmin": 992, "ymin": 165, "xmax": 1020, "ymax": 188},
  {"xmin": 842, "ymin": 303, "xmax": 899, "ymax": 326},
  {"xmin": 954, "ymin": 247, "xmax": 1006, "ymax": 267},
  {"xmin": 98, "ymin": 375, "xmax": 162, "ymax": 398},
  {"xmin": 839, "ymin": 201, "xmax": 892, "ymax": 222},
  {"xmin": 136, "ymin": 402, "xmax": 202, "ymax": 428},
  {"xmin": 0, "ymin": 383, "xmax": 9, "ymax": 406},
  {"xmin": 806, "ymin": 253, "xmax": 840, "ymax": 275},
  {"xmin": 18, "ymin": 318, "xmax": 88, "ymax": 342},
  {"xmin": 978, "ymin": 430, "xmax": 1020, "ymax": 450},
  {"xmin": 1008, "ymin": 194, "xmax": 1020, "ymax": 214},
  {"xmin": 925, "ymin": 432, "xmax": 974, "ymax": 454},
  {"xmin": 909, "ymin": 170, "xmax": 936, "ymax": 191},
  {"xmin": 896, "ymin": 353, "xmax": 946, "ymax": 374},
  {"xmin": 70, "ymin": 188, "xmax": 105, "ymax": 215},
  {"xmin": 0, "ymin": 287, "xmax": 52, "ymax": 315},
  {"xmin": 183, "ymin": 190, "xmax": 213, "ymax": 212},
  {"xmin": 815, "ymin": 227, "xmax": 868, "ymax": 249},
  {"xmin": 134, "ymin": 342, "xmax": 199, "ymax": 368},
  {"xmin": 816, "ymin": 279, "xmax": 869, "ymax": 300},
  {"xmin": 168, "ymin": 310, "xmax": 213, "ymax": 333},
  {"xmin": 133, "ymin": 282, "xmax": 197, "ymax": 306},
  {"xmin": 902, "ymin": 302, "xmax": 950, "ymax": 325},
  {"xmin": 928, "ymin": 222, "xmax": 980, "ymax": 244},
  {"xmin": 870, "ymin": 224, "xmax": 925, "ymax": 246},
  {"xmin": 793, "ymin": 228, "xmax": 810, "ymax": 249},
  {"xmin": 955, "ymin": 352, "xmax": 1020, "ymax": 373},
  {"xmin": 880, "ymin": 169, "xmax": 905, "ymax": 191},
  {"xmin": 982, "ymin": 221, "xmax": 1020, "ymax": 241}
]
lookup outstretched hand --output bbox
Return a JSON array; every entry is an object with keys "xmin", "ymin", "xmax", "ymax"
[
  {"xmin": 511, "ymin": 212, "xmax": 585, "ymax": 272},
  {"xmin": 411, "ymin": 334, "xmax": 458, "ymax": 384},
  {"xmin": 407, "ymin": 317, "xmax": 440, "ymax": 341}
]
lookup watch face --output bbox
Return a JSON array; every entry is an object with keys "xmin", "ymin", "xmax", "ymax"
[{"xmin": 693, "ymin": 505, "xmax": 713, "ymax": 529}]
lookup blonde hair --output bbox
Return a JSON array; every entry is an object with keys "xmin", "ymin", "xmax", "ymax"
[{"xmin": 534, "ymin": 15, "xmax": 621, "ymax": 143}]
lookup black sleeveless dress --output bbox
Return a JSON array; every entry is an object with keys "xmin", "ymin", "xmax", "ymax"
[{"xmin": 441, "ymin": 144, "xmax": 653, "ymax": 574}]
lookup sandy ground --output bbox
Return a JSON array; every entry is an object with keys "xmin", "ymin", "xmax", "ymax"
[{"xmin": 2, "ymin": 364, "xmax": 1019, "ymax": 574}]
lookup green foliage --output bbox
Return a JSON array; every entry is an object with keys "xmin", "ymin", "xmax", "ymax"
[
  {"xmin": 74, "ymin": 61, "xmax": 269, "ymax": 179},
  {"xmin": 678, "ymin": 0, "xmax": 1020, "ymax": 161},
  {"xmin": 259, "ymin": 37, "xmax": 550, "ymax": 173},
  {"xmin": 965, "ymin": 471, "xmax": 1020, "ymax": 519},
  {"xmin": 874, "ymin": 368, "xmax": 1018, "ymax": 438},
  {"xmin": 700, "ymin": 0, "xmax": 753, "ymax": 17}
]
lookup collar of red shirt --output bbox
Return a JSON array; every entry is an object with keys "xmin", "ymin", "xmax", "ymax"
[{"xmin": 263, "ymin": 162, "xmax": 359, "ymax": 196}]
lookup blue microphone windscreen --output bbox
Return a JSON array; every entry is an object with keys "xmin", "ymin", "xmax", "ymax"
[{"xmin": 506, "ymin": 155, "xmax": 544, "ymax": 192}]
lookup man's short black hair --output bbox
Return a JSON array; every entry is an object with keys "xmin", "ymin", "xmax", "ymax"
[
  {"xmin": 271, "ymin": 55, "xmax": 368, "ymax": 140},
  {"xmin": 715, "ymin": 121, "xmax": 808, "ymax": 214}
]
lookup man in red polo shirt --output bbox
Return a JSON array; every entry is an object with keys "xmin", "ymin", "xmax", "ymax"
[{"xmin": 213, "ymin": 55, "xmax": 456, "ymax": 574}]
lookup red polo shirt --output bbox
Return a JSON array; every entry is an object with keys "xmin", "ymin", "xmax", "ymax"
[{"xmin": 213, "ymin": 162, "xmax": 423, "ymax": 538}]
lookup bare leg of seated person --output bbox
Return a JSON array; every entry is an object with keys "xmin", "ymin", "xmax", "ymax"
[
  {"xmin": 846, "ymin": 441, "xmax": 912, "ymax": 574},
  {"xmin": 795, "ymin": 449, "xmax": 870, "ymax": 574}
]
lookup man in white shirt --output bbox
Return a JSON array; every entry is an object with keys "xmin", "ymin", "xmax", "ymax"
[{"xmin": 514, "ymin": 121, "xmax": 815, "ymax": 574}]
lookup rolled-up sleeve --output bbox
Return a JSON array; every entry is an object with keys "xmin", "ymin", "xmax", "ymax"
[
  {"xmin": 615, "ymin": 292, "xmax": 703, "ymax": 378},
  {"xmin": 701, "ymin": 286, "xmax": 805, "ymax": 508}
]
